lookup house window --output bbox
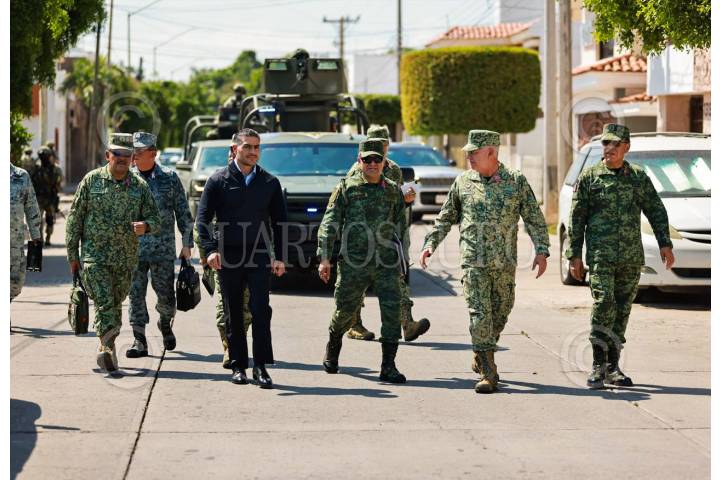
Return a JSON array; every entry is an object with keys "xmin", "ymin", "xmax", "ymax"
[
  {"xmin": 689, "ymin": 96, "xmax": 703, "ymax": 133},
  {"xmin": 598, "ymin": 40, "xmax": 615, "ymax": 59}
]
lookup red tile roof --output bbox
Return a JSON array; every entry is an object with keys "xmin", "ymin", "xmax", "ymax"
[
  {"xmin": 572, "ymin": 53, "xmax": 647, "ymax": 75},
  {"xmin": 609, "ymin": 92, "xmax": 656, "ymax": 104},
  {"xmin": 428, "ymin": 22, "xmax": 533, "ymax": 44}
]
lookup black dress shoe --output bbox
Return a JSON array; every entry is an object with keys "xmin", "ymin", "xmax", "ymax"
[
  {"xmin": 230, "ymin": 369, "xmax": 248, "ymax": 385},
  {"xmin": 252, "ymin": 365, "xmax": 273, "ymax": 389}
]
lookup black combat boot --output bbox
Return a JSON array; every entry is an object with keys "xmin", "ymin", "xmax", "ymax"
[
  {"xmin": 323, "ymin": 332, "xmax": 343, "ymax": 374},
  {"xmin": 379, "ymin": 342, "xmax": 406, "ymax": 384},
  {"xmin": 606, "ymin": 343, "xmax": 633, "ymax": 387},
  {"xmin": 587, "ymin": 343, "xmax": 607, "ymax": 390},
  {"xmin": 157, "ymin": 318, "xmax": 176, "ymax": 351},
  {"xmin": 126, "ymin": 325, "xmax": 148, "ymax": 358}
]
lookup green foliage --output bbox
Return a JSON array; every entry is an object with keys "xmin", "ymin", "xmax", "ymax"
[
  {"xmin": 10, "ymin": 0, "xmax": 105, "ymax": 115},
  {"xmin": 400, "ymin": 47, "xmax": 541, "ymax": 136},
  {"xmin": 10, "ymin": 112, "xmax": 32, "ymax": 165},
  {"xmin": 584, "ymin": 0, "xmax": 711, "ymax": 54},
  {"xmin": 354, "ymin": 94, "xmax": 401, "ymax": 126}
]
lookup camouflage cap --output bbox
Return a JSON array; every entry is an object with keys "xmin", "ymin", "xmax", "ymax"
[
  {"xmin": 366, "ymin": 125, "xmax": 391, "ymax": 144},
  {"xmin": 23, "ymin": 147, "xmax": 33, "ymax": 154},
  {"xmin": 107, "ymin": 133, "xmax": 133, "ymax": 151},
  {"xmin": 461, "ymin": 129, "xmax": 500, "ymax": 152},
  {"xmin": 359, "ymin": 139, "xmax": 385, "ymax": 158},
  {"xmin": 600, "ymin": 123, "xmax": 630, "ymax": 143},
  {"xmin": 133, "ymin": 131, "xmax": 157, "ymax": 149},
  {"xmin": 37, "ymin": 146, "xmax": 53, "ymax": 158}
]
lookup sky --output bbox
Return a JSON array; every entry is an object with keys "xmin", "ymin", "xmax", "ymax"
[{"xmin": 72, "ymin": 0, "xmax": 540, "ymax": 82}]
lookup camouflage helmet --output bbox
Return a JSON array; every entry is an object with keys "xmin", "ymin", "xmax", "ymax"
[
  {"xmin": 461, "ymin": 130, "xmax": 500, "ymax": 152},
  {"xmin": 600, "ymin": 123, "xmax": 630, "ymax": 143},
  {"xmin": 367, "ymin": 125, "xmax": 391, "ymax": 144},
  {"xmin": 107, "ymin": 133, "xmax": 133, "ymax": 151},
  {"xmin": 233, "ymin": 83, "xmax": 246, "ymax": 95},
  {"xmin": 133, "ymin": 131, "xmax": 157, "ymax": 150},
  {"xmin": 359, "ymin": 139, "xmax": 385, "ymax": 158},
  {"xmin": 37, "ymin": 146, "xmax": 53, "ymax": 160}
]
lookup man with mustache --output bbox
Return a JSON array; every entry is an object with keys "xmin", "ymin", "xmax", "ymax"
[{"xmin": 66, "ymin": 133, "xmax": 160, "ymax": 373}]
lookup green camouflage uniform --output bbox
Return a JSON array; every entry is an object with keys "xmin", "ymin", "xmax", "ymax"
[
  {"xmin": 29, "ymin": 156, "xmax": 62, "ymax": 242},
  {"xmin": 10, "ymin": 165, "xmax": 42, "ymax": 301},
  {"xmin": 423, "ymin": 131, "xmax": 549, "ymax": 352},
  {"xmin": 129, "ymin": 159, "xmax": 194, "ymax": 330},
  {"xmin": 318, "ymin": 158, "xmax": 407, "ymax": 343},
  {"xmin": 66, "ymin": 164, "xmax": 160, "ymax": 338},
  {"xmin": 566, "ymin": 125, "xmax": 672, "ymax": 347}
]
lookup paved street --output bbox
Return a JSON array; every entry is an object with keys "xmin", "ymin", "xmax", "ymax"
[{"xmin": 11, "ymin": 201, "xmax": 710, "ymax": 479}]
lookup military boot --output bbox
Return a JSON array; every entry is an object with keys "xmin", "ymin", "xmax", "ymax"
[
  {"xmin": 96, "ymin": 328, "xmax": 120, "ymax": 372},
  {"xmin": 473, "ymin": 350, "xmax": 499, "ymax": 393},
  {"xmin": 402, "ymin": 307, "xmax": 431, "ymax": 342},
  {"xmin": 323, "ymin": 333, "xmax": 343, "ymax": 374},
  {"xmin": 44, "ymin": 233, "xmax": 51, "ymax": 247},
  {"xmin": 126, "ymin": 325, "xmax": 148, "ymax": 358},
  {"xmin": 605, "ymin": 343, "xmax": 633, "ymax": 387},
  {"xmin": 379, "ymin": 342, "xmax": 406, "ymax": 383},
  {"xmin": 218, "ymin": 326, "xmax": 231, "ymax": 369},
  {"xmin": 346, "ymin": 312, "xmax": 375, "ymax": 341},
  {"xmin": 157, "ymin": 317, "xmax": 176, "ymax": 351},
  {"xmin": 587, "ymin": 343, "xmax": 607, "ymax": 390}
]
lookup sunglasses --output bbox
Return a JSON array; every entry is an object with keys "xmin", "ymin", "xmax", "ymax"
[
  {"xmin": 361, "ymin": 155, "xmax": 384, "ymax": 164},
  {"xmin": 601, "ymin": 140, "xmax": 625, "ymax": 147},
  {"xmin": 110, "ymin": 149, "xmax": 132, "ymax": 158}
]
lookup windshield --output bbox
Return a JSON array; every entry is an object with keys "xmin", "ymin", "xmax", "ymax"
[
  {"xmin": 158, "ymin": 151, "xmax": 182, "ymax": 167},
  {"xmin": 198, "ymin": 146, "xmax": 231, "ymax": 171},
  {"xmin": 627, "ymin": 150, "xmax": 711, "ymax": 197},
  {"xmin": 388, "ymin": 147, "xmax": 449, "ymax": 167},
  {"xmin": 259, "ymin": 143, "xmax": 359, "ymax": 176}
]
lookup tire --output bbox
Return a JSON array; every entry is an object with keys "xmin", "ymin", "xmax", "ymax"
[{"xmin": 560, "ymin": 230, "xmax": 584, "ymax": 285}]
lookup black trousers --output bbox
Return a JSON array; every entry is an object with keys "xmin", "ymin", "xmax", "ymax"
[{"xmin": 217, "ymin": 248, "xmax": 273, "ymax": 369}]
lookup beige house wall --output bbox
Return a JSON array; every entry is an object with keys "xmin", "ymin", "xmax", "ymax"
[{"xmin": 657, "ymin": 95, "xmax": 690, "ymax": 132}]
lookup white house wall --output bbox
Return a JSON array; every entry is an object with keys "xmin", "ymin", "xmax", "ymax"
[{"xmin": 647, "ymin": 47, "xmax": 695, "ymax": 96}]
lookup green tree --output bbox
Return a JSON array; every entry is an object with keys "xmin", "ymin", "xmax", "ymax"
[
  {"xmin": 584, "ymin": 0, "xmax": 711, "ymax": 54},
  {"xmin": 10, "ymin": 113, "xmax": 32, "ymax": 165},
  {"xmin": 355, "ymin": 94, "xmax": 401, "ymax": 126}
]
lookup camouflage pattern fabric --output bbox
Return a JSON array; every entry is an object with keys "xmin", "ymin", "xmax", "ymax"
[
  {"xmin": 461, "ymin": 129, "xmax": 501, "ymax": 152},
  {"xmin": 565, "ymin": 160, "xmax": 672, "ymax": 266},
  {"xmin": 132, "ymin": 163, "xmax": 193, "ymax": 262},
  {"xmin": 588, "ymin": 264, "xmax": 641, "ymax": 346},
  {"xmin": 347, "ymin": 157, "xmax": 403, "ymax": 186},
  {"xmin": 129, "ymin": 260, "xmax": 176, "ymax": 326},
  {"xmin": 10, "ymin": 165, "xmax": 41, "ymax": 301},
  {"xmin": 366, "ymin": 125, "xmax": 391, "ymax": 143},
  {"xmin": 66, "ymin": 165, "xmax": 161, "ymax": 269},
  {"xmin": 29, "ymin": 162, "xmax": 62, "ymax": 240},
  {"xmin": 82, "ymin": 263, "xmax": 133, "ymax": 337},
  {"xmin": 317, "ymin": 174, "xmax": 407, "ymax": 268},
  {"xmin": 318, "ymin": 172, "xmax": 407, "ymax": 343},
  {"xmin": 462, "ymin": 266, "xmax": 516, "ymax": 351},
  {"xmin": 423, "ymin": 163, "xmax": 550, "ymax": 269},
  {"xmin": 600, "ymin": 123, "xmax": 630, "ymax": 142}
]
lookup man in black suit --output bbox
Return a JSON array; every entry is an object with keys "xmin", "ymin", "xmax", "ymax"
[{"xmin": 196, "ymin": 128, "xmax": 287, "ymax": 388}]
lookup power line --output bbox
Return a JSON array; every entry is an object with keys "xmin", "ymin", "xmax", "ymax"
[{"xmin": 323, "ymin": 15, "xmax": 361, "ymax": 62}]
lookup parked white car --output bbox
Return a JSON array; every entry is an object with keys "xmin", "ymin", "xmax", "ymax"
[
  {"xmin": 388, "ymin": 142, "xmax": 462, "ymax": 222},
  {"xmin": 558, "ymin": 132, "xmax": 711, "ymax": 295}
]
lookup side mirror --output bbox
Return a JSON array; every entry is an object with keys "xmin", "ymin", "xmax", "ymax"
[{"xmin": 175, "ymin": 163, "xmax": 191, "ymax": 171}]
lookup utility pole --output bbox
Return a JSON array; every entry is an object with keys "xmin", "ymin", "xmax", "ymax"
[
  {"xmin": 87, "ymin": 18, "xmax": 102, "ymax": 171},
  {"xmin": 557, "ymin": 0, "xmax": 573, "ymax": 189},
  {"xmin": 127, "ymin": 0, "xmax": 163, "ymax": 71},
  {"xmin": 323, "ymin": 15, "xmax": 360, "ymax": 62},
  {"xmin": 153, "ymin": 28, "xmax": 195, "ymax": 78},
  {"xmin": 106, "ymin": 0, "xmax": 113, "ymax": 65},
  {"xmin": 397, "ymin": 0, "xmax": 402, "ymax": 95},
  {"xmin": 543, "ymin": 0, "xmax": 558, "ymax": 223}
]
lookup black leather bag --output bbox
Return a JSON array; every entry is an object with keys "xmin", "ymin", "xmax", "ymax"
[
  {"xmin": 67, "ymin": 272, "xmax": 89, "ymax": 335},
  {"xmin": 176, "ymin": 257, "xmax": 201, "ymax": 312},
  {"xmin": 202, "ymin": 265, "xmax": 215, "ymax": 296},
  {"xmin": 26, "ymin": 241, "xmax": 43, "ymax": 272}
]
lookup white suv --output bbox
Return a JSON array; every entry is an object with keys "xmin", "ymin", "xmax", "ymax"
[{"xmin": 558, "ymin": 132, "xmax": 711, "ymax": 294}]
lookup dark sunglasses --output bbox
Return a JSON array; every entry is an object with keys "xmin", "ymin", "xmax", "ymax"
[
  {"xmin": 601, "ymin": 140, "xmax": 626, "ymax": 147},
  {"xmin": 361, "ymin": 155, "xmax": 384, "ymax": 164},
  {"xmin": 110, "ymin": 149, "xmax": 132, "ymax": 158}
]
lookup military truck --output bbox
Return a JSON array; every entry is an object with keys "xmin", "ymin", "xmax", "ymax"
[{"xmin": 178, "ymin": 51, "xmax": 403, "ymax": 275}]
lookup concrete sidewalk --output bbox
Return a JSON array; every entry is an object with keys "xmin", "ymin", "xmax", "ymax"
[{"xmin": 10, "ymin": 217, "xmax": 710, "ymax": 479}]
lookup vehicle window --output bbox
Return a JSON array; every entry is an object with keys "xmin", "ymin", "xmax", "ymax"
[
  {"xmin": 159, "ymin": 152, "xmax": 182, "ymax": 167},
  {"xmin": 563, "ymin": 147, "xmax": 590, "ymax": 185},
  {"xmin": 627, "ymin": 150, "xmax": 711, "ymax": 197},
  {"xmin": 388, "ymin": 147, "xmax": 449, "ymax": 167},
  {"xmin": 198, "ymin": 146, "xmax": 231, "ymax": 170},
  {"xmin": 259, "ymin": 143, "xmax": 359, "ymax": 176},
  {"xmin": 582, "ymin": 147, "xmax": 603, "ymax": 170}
]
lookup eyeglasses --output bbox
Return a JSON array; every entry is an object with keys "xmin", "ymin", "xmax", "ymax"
[
  {"xmin": 601, "ymin": 140, "xmax": 626, "ymax": 147},
  {"xmin": 361, "ymin": 155, "xmax": 384, "ymax": 164},
  {"xmin": 110, "ymin": 149, "xmax": 132, "ymax": 158}
]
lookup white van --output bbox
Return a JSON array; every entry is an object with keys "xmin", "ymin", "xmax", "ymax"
[{"xmin": 557, "ymin": 133, "xmax": 711, "ymax": 295}]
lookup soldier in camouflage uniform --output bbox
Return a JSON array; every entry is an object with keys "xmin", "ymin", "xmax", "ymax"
[
  {"xmin": 29, "ymin": 147, "xmax": 62, "ymax": 246},
  {"xmin": 318, "ymin": 139, "xmax": 409, "ymax": 383},
  {"xmin": 420, "ymin": 130, "xmax": 550, "ymax": 393},
  {"xmin": 126, "ymin": 132, "xmax": 194, "ymax": 358},
  {"xmin": 193, "ymin": 224, "xmax": 252, "ymax": 369},
  {"xmin": 10, "ymin": 164, "xmax": 42, "ymax": 302},
  {"xmin": 344, "ymin": 125, "xmax": 431, "ymax": 343},
  {"xmin": 66, "ymin": 133, "xmax": 161, "ymax": 373},
  {"xmin": 566, "ymin": 123, "xmax": 674, "ymax": 390}
]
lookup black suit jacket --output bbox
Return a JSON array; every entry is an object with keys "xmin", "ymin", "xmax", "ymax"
[{"xmin": 196, "ymin": 162, "xmax": 287, "ymax": 264}]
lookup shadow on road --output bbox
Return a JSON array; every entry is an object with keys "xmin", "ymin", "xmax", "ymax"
[
  {"xmin": 635, "ymin": 289, "xmax": 710, "ymax": 311},
  {"xmin": 25, "ymin": 253, "xmax": 73, "ymax": 287},
  {"xmin": 402, "ymin": 341, "xmax": 508, "ymax": 352},
  {"xmin": 11, "ymin": 398, "xmax": 41, "ymax": 479},
  {"xmin": 499, "ymin": 379, "xmax": 657, "ymax": 401},
  {"xmin": 273, "ymin": 384, "xmax": 397, "ymax": 398}
]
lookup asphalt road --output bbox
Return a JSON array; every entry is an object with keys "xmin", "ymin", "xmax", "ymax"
[{"xmin": 10, "ymin": 208, "xmax": 710, "ymax": 479}]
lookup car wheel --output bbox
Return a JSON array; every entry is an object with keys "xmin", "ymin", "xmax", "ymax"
[{"xmin": 560, "ymin": 230, "xmax": 584, "ymax": 286}]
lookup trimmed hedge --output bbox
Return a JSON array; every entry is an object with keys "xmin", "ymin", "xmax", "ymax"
[
  {"xmin": 354, "ymin": 93, "xmax": 402, "ymax": 126},
  {"xmin": 400, "ymin": 46, "xmax": 541, "ymax": 135}
]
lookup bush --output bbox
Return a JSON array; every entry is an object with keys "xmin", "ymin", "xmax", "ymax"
[
  {"xmin": 400, "ymin": 46, "xmax": 541, "ymax": 136},
  {"xmin": 354, "ymin": 94, "xmax": 401, "ymax": 126}
]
